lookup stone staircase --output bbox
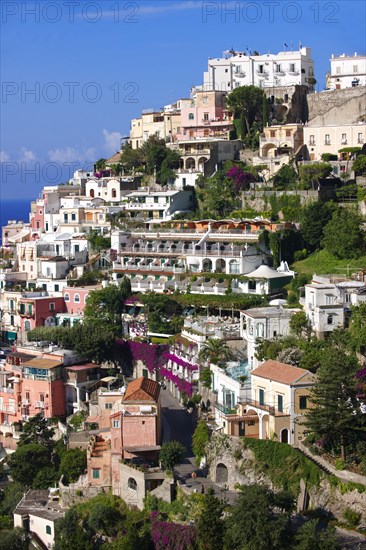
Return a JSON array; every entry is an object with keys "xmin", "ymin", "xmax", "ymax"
[{"xmin": 298, "ymin": 442, "xmax": 366, "ymax": 486}]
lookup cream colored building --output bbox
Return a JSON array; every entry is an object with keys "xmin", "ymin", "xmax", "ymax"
[
  {"xmin": 234, "ymin": 360, "xmax": 316, "ymax": 447},
  {"xmin": 130, "ymin": 107, "xmax": 181, "ymax": 149},
  {"xmin": 304, "ymin": 123, "xmax": 366, "ymax": 161}
]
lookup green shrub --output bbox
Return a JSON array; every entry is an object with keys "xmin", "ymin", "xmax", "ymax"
[
  {"xmin": 343, "ymin": 507, "xmax": 361, "ymax": 529},
  {"xmin": 334, "ymin": 458, "xmax": 346, "ymax": 471}
]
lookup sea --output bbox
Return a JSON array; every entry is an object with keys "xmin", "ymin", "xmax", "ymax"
[{"xmin": 0, "ymin": 199, "xmax": 33, "ymax": 244}]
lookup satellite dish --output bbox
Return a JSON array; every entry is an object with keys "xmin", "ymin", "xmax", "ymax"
[{"xmin": 269, "ymin": 299, "xmax": 287, "ymax": 306}]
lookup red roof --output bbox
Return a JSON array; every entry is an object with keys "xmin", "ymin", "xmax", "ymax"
[
  {"xmin": 251, "ymin": 360, "xmax": 314, "ymax": 385},
  {"xmin": 65, "ymin": 362, "xmax": 101, "ymax": 371},
  {"xmin": 123, "ymin": 377, "xmax": 160, "ymax": 402}
]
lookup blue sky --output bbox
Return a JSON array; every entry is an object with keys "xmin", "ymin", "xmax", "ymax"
[{"xmin": 1, "ymin": 0, "xmax": 365, "ymax": 200}]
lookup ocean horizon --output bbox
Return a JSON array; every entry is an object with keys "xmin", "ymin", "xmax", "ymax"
[{"xmin": 0, "ymin": 199, "xmax": 33, "ymax": 244}]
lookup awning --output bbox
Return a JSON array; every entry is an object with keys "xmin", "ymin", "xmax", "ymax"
[{"xmin": 124, "ymin": 445, "xmax": 161, "ymax": 452}]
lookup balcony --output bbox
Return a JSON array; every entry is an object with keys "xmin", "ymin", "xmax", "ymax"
[
  {"xmin": 274, "ymin": 70, "xmax": 286, "ymax": 76},
  {"xmin": 0, "ymin": 386, "xmax": 14, "ymax": 394},
  {"xmin": 18, "ymin": 309, "xmax": 34, "ymax": 318},
  {"xmin": 214, "ymin": 402, "xmax": 237, "ymax": 415},
  {"xmin": 235, "ymin": 71, "xmax": 246, "ymax": 78}
]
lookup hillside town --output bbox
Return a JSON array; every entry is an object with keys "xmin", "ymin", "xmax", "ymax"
[{"xmin": 1, "ymin": 44, "xmax": 366, "ymax": 549}]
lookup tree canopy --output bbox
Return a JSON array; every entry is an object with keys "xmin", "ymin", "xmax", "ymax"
[
  {"xmin": 226, "ymin": 85, "xmax": 266, "ymax": 142},
  {"xmin": 300, "ymin": 201, "xmax": 336, "ymax": 249},
  {"xmin": 322, "ymin": 208, "xmax": 365, "ymax": 259}
]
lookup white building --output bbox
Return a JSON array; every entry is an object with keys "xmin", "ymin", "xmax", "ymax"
[
  {"xmin": 13, "ymin": 489, "xmax": 64, "ymax": 549},
  {"xmin": 234, "ymin": 264, "xmax": 294, "ymax": 296},
  {"xmin": 124, "ymin": 189, "xmax": 194, "ymax": 221},
  {"xmin": 300, "ymin": 274, "xmax": 366, "ymax": 338},
  {"xmin": 203, "ymin": 47, "xmax": 314, "ymax": 92},
  {"xmin": 211, "ymin": 362, "xmax": 251, "ymax": 430},
  {"xmin": 304, "ymin": 123, "xmax": 366, "ymax": 161},
  {"xmin": 240, "ymin": 306, "xmax": 300, "ymax": 370},
  {"xmin": 327, "ymin": 53, "xmax": 366, "ymax": 90}
]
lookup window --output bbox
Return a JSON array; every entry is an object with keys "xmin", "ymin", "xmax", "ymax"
[
  {"xmin": 74, "ymin": 293, "xmax": 80, "ymax": 303},
  {"xmin": 92, "ymin": 468, "xmax": 100, "ymax": 479},
  {"xmin": 105, "ymin": 403, "xmax": 113, "ymax": 409},
  {"xmin": 142, "ymin": 368, "xmax": 148, "ymax": 378},
  {"xmin": 299, "ymin": 396, "xmax": 308, "ymax": 409},
  {"xmin": 345, "ymin": 293, "xmax": 351, "ymax": 303},
  {"xmin": 309, "ymin": 135, "xmax": 315, "ymax": 145},
  {"xmin": 325, "ymin": 294, "xmax": 333, "ymax": 305},
  {"xmin": 259, "ymin": 389, "xmax": 265, "ymax": 406},
  {"xmin": 327, "ymin": 315, "xmax": 333, "ymax": 325},
  {"xmin": 275, "ymin": 63, "xmax": 281, "ymax": 72},
  {"xmin": 286, "ymin": 130, "xmax": 291, "ymax": 137},
  {"xmin": 225, "ymin": 68, "xmax": 228, "ymax": 73},
  {"xmin": 248, "ymin": 280, "xmax": 256, "ymax": 291},
  {"xmin": 358, "ymin": 132, "xmax": 364, "ymax": 144},
  {"xmin": 112, "ymin": 420, "xmax": 120, "ymax": 428},
  {"xmin": 204, "ymin": 112, "xmax": 209, "ymax": 121},
  {"xmin": 258, "ymin": 64, "xmax": 264, "ymax": 73},
  {"xmin": 64, "ymin": 293, "xmax": 70, "ymax": 302},
  {"xmin": 270, "ymin": 130, "xmax": 275, "ymax": 138},
  {"xmin": 188, "ymin": 113, "xmax": 194, "ymax": 120},
  {"xmin": 46, "ymin": 525, "xmax": 52, "ymax": 535},
  {"xmin": 278, "ymin": 395, "xmax": 284, "ymax": 412},
  {"xmin": 111, "ymin": 188, "xmax": 117, "ymax": 198},
  {"xmin": 353, "ymin": 65, "xmax": 358, "ymax": 73},
  {"xmin": 289, "ymin": 63, "xmax": 295, "ymax": 72},
  {"xmin": 128, "ymin": 477, "xmax": 137, "ymax": 490},
  {"xmin": 54, "ymin": 284, "xmax": 59, "ymax": 291},
  {"xmin": 341, "ymin": 133, "xmax": 347, "ymax": 144},
  {"xmin": 336, "ymin": 66, "xmax": 341, "ymax": 74},
  {"xmin": 324, "ymin": 134, "xmax": 331, "ymax": 145},
  {"xmin": 71, "ymin": 213, "xmax": 76, "ymax": 221},
  {"xmin": 49, "ymin": 302, "xmax": 55, "ymax": 311},
  {"xmin": 202, "ymin": 96, "xmax": 208, "ymax": 104}
]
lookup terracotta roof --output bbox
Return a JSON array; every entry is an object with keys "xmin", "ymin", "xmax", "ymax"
[
  {"xmin": 123, "ymin": 376, "xmax": 160, "ymax": 402},
  {"xmin": 251, "ymin": 360, "xmax": 314, "ymax": 385}
]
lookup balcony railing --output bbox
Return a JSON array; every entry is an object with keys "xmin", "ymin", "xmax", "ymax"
[{"xmin": 214, "ymin": 402, "xmax": 237, "ymax": 415}]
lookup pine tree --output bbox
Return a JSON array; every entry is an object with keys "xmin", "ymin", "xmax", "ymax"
[{"xmin": 304, "ymin": 347, "xmax": 361, "ymax": 460}]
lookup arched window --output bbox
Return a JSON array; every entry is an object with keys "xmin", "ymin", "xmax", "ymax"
[
  {"xmin": 64, "ymin": 293, "xmax": 70, "ymax": 302},
  {"xmin": 46, "ymin": 525, "xmax": 52, "ymax": 535},
  {"xmin": 128, "ymin": 477, "xmax": 137, "ymax": 490},
  {"xmin": 111, "ymin": 188, "xmax": 117, "ymax": 198},
  {"xmin": 90, "ymin": 188, "xmax": 95, "ymax": 198},
  {"xmin": 84, "ymin": 294, "xmax": 88, "ymax": 303},
  {"xmin": 74, "ymin": 294, "xmax": 80, "ymax": 303},
  {"xmin": 24, "ymin": 320, "xmax": 31, "ymax": 331},
  {"xmin": 188, "ymin": 113, "xmax": 194, "ymax": 120}
]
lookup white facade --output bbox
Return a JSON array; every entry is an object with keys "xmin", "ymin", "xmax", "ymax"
[
  {"xmin": 203, "ymin": 47, "xmax": 314, "ymax": 91},
  {"xmin": 327, "ymin": 53, "xmax": 366, "ymax": 90},
  {"xmin": 301, "ymin": 275, "xmax": 366, "ymax": 337},
  {"xmin": 304, "ymin": 123, "xmax": 366, "ymax": 161},
  {"xmin": 86, "ymin": 178, "xmax": 124, "ymax": 202},
  {"xmin": 240, "ymin": 306, "xmax": 299, "ymax": 370},
  {"xmin": 124, "ymin": 190, "xmax": 194, "ymax": 221},
  {"xmin": 211, "ymin": 362, "xmax": 251, "ymax": 428}
]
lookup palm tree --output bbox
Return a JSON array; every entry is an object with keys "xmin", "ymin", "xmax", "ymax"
[{"xmin": 198, "ymin": 338, "xmax": 236, "ymax": 366}]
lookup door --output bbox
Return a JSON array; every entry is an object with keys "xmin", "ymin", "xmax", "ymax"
[{"xmin": 281, "ymin": 429, "xmax": 289, "ymax": 444}]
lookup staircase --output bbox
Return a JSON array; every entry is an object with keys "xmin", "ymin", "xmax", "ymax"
[
  {"xmin": 298, "ymin": 442, "xmax": 366, "ymax": 486},
  {"xmin": 297, "ymin": 442, "xmax": 333, "ymax": 475}
]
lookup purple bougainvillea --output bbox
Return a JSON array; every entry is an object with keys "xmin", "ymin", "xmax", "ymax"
[
  {"xmin": 163, "ymin": 352, "xmax": 199, "ymax": 372},
  {"xmin": 116, "ymin": 340, "xmax": 195, "ymax": 396},
  {"xmin": 355, "ymin": 367, "xmax": 366, "ymax": 400},
  {"xmin": 151, "ymin": 519, "xmax": 197, "ymax": 550},
  {"xmin": 226, "ymin": 165, "xmax": 255, "ymax": 191}
]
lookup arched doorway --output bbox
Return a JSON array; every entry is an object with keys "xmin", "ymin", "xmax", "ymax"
[
  {"xmin": 215, "ymin": 258, "xmax": 226, "ymax": 273},
  {"xmin": 202, "ymin": 258, "xmax": 212, "ymax": 272},
  {"xmin": 186, "ymin": 157, "xmax": 196, "ymax": 170},
  {"xmin": 281, "ymin": 428, "xmax": 289, "ymax": 444},
  {"xmin": 216, "ymin": 463, "xmax": 228, "ymax": 483}
]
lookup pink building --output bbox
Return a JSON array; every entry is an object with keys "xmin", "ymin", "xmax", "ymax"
[
  {"xmin": 0, "ymin": 352, "xmax": 66, "ymax": 449},
  {"xmin": 30, "ymin": 203, "xmax": 45, "ymax": 239},
  {"xmin": 63, "ymin": 285, "xmax": 101, "ymax": 316},
  {"xmin": 19, "ymin": 295, "xmax": 66, "ymax": 333},
  {"xmin": 176, "ymin": 90, "xmax": 234, "ymax": 141},
  {"xmin": 87, "ymin": 377, "xmax": 161, "ymax": 487}
]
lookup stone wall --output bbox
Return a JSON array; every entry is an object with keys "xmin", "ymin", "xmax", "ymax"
[
  {"xmin": 307, "ymin": 87, "xmax": 366, "ymax": 126},
  {"xmin": 206, "ymin": 434, "xmax": 366, "ymax": 522}
]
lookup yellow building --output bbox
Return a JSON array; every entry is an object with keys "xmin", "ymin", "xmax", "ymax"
[{"xmin": 227, "ymin": 360, "xmax": 316, "ymax": 447}]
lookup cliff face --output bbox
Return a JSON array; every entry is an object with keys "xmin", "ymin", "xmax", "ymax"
[
  {"xmin": 307, "ymin": 86, "xmax": 366, "ymax": 126},
  {"xmin": 206, "ymin": 434, "xmax": 366, "ymax": 522}
]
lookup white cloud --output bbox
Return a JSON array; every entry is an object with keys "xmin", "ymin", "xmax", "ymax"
[
  {"xmin": 102, "ymin": 129, "xmax": 123, "ymax": 154},
  {"xmin": 0, "ymin": 150, "xmax": 10, "ymax": 162},
  {"xmin": 48, "ymin": 147, "xmax": 97, "ymax": 163},
  {"xmin": 18, "ymin": 147, "xmax": 36, "ymax": 162}
]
